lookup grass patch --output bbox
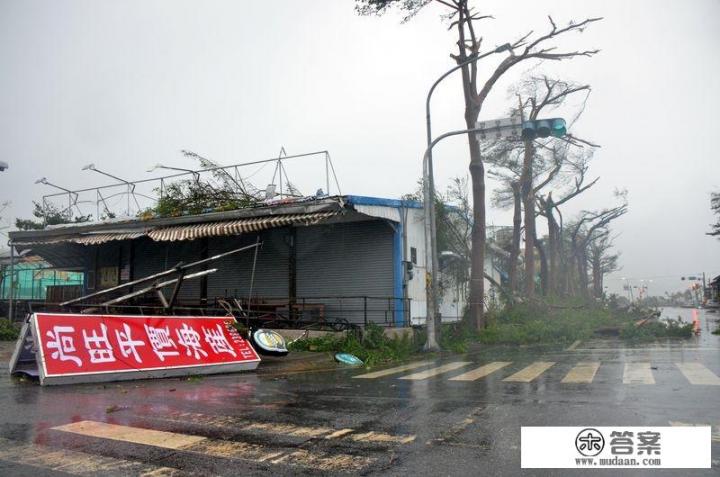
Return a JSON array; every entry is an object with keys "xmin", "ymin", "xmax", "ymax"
[{"xmin": 0, "ymin": 319, "xmax": 20, "ymax": 341}]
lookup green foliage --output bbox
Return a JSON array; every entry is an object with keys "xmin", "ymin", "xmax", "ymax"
[
  {"xmin": 153, "ymin": 181, "xmax": 258, "ymax": 217},
  {"xmin": 619, "ymin": 318, "xmax": 694, "ymax": 341},
  {"xmin": 290, "ymin": 303, "xmax": 695, "ymax": 364},
  {"xmin": 0, "ymin": 319, "xmax": 20, "ymax": 341},
  {"xmin": 15, "ymin": 201, "xmax": 92, "ymax": 230},
  {"xmin": 288, "ymin": 324, "xmax": 421, "ymax": 367},
  {"xmin": 355, "ymin": 0, "xmax": 431, "ymax": 18},
  {"xmin": 475, "ymin": 302, "xmax": 692, "ymax": 345},
  {"xmin": 438, "ymin": 322, "xmax": 477, "ymax": 353}
]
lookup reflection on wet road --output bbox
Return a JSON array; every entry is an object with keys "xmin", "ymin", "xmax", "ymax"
[{"xmin": 0, "ymin": 307, "xmax": 718, "ymax": 475}]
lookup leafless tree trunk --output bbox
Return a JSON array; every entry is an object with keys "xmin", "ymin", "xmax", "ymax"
[{"xmin": 535, "ymin": 233, "xmax": 548, "ymax": 295}]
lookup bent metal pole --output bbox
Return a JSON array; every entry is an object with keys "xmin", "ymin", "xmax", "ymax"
[{"xmin": 60, "ymin": 242, "xmax": 261, "ymax": 306}]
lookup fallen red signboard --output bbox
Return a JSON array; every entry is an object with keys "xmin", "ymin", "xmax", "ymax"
[{"xmin": 10, "ymin": 313, "xmax": 260, "ymax": 385}]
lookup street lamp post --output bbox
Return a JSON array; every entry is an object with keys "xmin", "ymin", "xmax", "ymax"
[
  {"xmin": 422, "ymin": 125, "xmax": 503, "ymax": 350},
  {"xmin": 35, "ymin": 177, "xmax": 79, "ymax": 220},
  {"xmin": 422, "ymin": 44, "xmax": 513, "ymax": 350},
  {"xmin": 148, "ymin": 164, "xmax": 201, "ymax": 184}
]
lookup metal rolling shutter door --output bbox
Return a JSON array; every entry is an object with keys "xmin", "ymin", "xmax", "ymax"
[
  {"xmin": 296, "ymin": 220, "xmax": 395, "ymax": 325},
  {"xmin": 132, "ymin": 237, "xmax": 202, "ymax": 303},
  {"xmin": 206, "ymin": 229, "xmax": 289, "ymax": 301}
]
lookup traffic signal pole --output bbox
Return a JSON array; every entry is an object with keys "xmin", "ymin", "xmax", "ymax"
[{"xmin": 422, "ymin": 117, "xmax": 567, "ymax": 351}]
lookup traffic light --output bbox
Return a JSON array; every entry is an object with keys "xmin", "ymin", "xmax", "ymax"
[{"xmin": 521, "ymin": 118, "xmax": 567, "ymax": 140}]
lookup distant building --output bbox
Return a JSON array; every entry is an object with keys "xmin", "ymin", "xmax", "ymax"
[
  {"xmin": 709, "ymin": 275, "xmax": 720, "ymax": 306},
  {"xmin": 8, "ymin": 195, "xmax": 503, "ymax": 327}
]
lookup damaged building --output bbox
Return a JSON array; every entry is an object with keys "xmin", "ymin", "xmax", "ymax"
[{"xmin": 7, "ymin": 195, "xmax": 505, "ymax": 327}]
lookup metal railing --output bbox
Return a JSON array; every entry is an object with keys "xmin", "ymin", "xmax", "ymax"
[
  {"xmin": 14, "ymin": 294, "xmax": 412, "ymax": 330},
  {"xmin": 38, "ymin": 150, "xmax": 342, "ymax": 219}
]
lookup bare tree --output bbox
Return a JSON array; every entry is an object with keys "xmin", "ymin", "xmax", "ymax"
[
  {"xmin": 567, "ymin": 192, "xmax": 628, "ymax": 296},
  {"xmin": 536, "ymin": 147, "xmax": 598, "ymax": 296},
  {"xmin": 486, "ymin": 76, "xmax": 596, "ymax": 298},
  {"xmin": 709, "ymin": 192, "xmax": 720, "ymax": 238},
  {"xmin": 357, "ymin": 0, "xmax": 600, "ymax": 330},
  {"xmin": 514, "ymin": 76, "xmax": 593, "ymax": 297},
  {"xmin": 587, "ymin": 229, "xmax": 620, "ymax": 298}
]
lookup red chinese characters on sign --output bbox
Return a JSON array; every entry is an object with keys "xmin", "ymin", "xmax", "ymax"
[{"xmin": 33, "ymin": 313, "xmax": 260, "ymax": 376}]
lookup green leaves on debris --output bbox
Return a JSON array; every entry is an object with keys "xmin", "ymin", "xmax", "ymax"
[
  {"xmin": 475, "ymin": 302, "xmax": 694, "ymax": 345},
  {"xmin": 288, "ymin": 324, "xmax": 420, "ymax": 367},
  {"xmin": 0, "ymin": 319, "xmax": 19, "ymax": 341},
  {"xmin": 290, "ymin": 303, "xmax": 695, "ymax": 366},
  {"xmin": 435, "ymin": 302, "xmax": 695, "ymax": 350},
  {"xmin": 619, "ymin": 318, "xmax": 694, "ymax": 341}
]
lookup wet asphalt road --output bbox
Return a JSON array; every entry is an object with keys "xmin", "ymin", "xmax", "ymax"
[{"xmin": 0, "ymin": 307, "xmax": 718, "ymax": 476}]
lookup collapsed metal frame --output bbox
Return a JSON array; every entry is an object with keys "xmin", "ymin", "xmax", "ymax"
[
  {"xmin": 39, "ymin": 150, "xmax": 342, "ymax": 220},
  {"xmin": 58, "ymin": 242, "xmax": 261, "ymax": 312}
]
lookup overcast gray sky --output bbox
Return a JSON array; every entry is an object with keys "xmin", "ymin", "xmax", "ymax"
[{"xmin": 1, "ymin": 0, "xmax": 719, "ymax": 295}]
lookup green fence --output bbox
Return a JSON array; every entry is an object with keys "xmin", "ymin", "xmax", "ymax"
[{"xmin": 0, "ymin": 262, "xmax": 84, "ymax": 300}]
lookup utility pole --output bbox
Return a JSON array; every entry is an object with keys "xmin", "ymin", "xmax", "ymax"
[{"xmin": 7, "ymin": 243, "xmax": 14, "ymax": 321}]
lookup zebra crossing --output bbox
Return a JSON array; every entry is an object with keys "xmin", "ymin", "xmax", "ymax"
[{"xmin": 352, "ymin": 360, "xmax": 720, "ymax": 385}]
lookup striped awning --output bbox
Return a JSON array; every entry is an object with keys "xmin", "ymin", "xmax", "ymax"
[
  {"xmin": 14, "ymin": 232, "xmax": 146, "ymax": 247},
  {"xmin": 146, "ymin": 212, "xmax": 338, "ymax": 242},
  {"xmin": 74, "ymin": 232, "xmax": 146, "ymax": 245}
]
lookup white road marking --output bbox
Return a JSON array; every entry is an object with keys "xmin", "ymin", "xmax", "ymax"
[
  {"xmin": 51, "ymin": 420, "xmax": 374, "ymax": 471},
  {"xmin": 398, "ymin": 362, "xmax": 471, "ymax": 380},
  {"xmin": 353, "ymin": 361, "xmax": 434, "ymax": 379},
  {"xmin": 150, "ymin": 410, "xmax": 415, "ymax": 444},
  {"xmin": 502, "ymin": 362, "xmax": 555, "ymax": 383},
  {"xmin": 449, "ymin": 362, "xmax": 511, "ymax": 381},
  {"xmin": 0, "ymin": 437, "xmax": 187, "ymax": 476},
  {"xmin": 623, "ymin": 362, "xmax": 655, "ymax": 384},
  {"xmin": 675, "ymin": 362, "xmax": 720, "ymax": 385},
  {"xmin": 561, "ymin": 362, "xmax": 601, "ymax": 384},
  {"xmin": 52, "ymin": 421, "xmax": 205, "ymax": 450},
  {"xmin": 565, "ymin": 340, "xmax": 582, "ymax": 351},
  {"xmin": 349, "ymin": 431, "xmax": 416, "ymax": 444}
]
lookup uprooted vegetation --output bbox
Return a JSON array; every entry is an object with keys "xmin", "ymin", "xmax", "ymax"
[
  {"xmin": 475, "ymin": 302, "xmax": 693, "ymax": 345},
  {"xmin": 288, "ymin": 324, "xmax": 420, "ymax": 367},
  {"xmin": 289, "ymin": 302, "xmax": 694, "ymax": 366}
]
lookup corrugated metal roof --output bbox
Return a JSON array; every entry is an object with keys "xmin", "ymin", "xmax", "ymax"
[
  {"xmin": 74, "ymin": 232, "xmax": 146, "ymax": 245},
  {"xmin": 353, "ymin": 204, "xmax": 401, "ymax": 223},
  {"xmin": 146, "ymin": 212, "xmax": 338, "ymax": 242}
]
